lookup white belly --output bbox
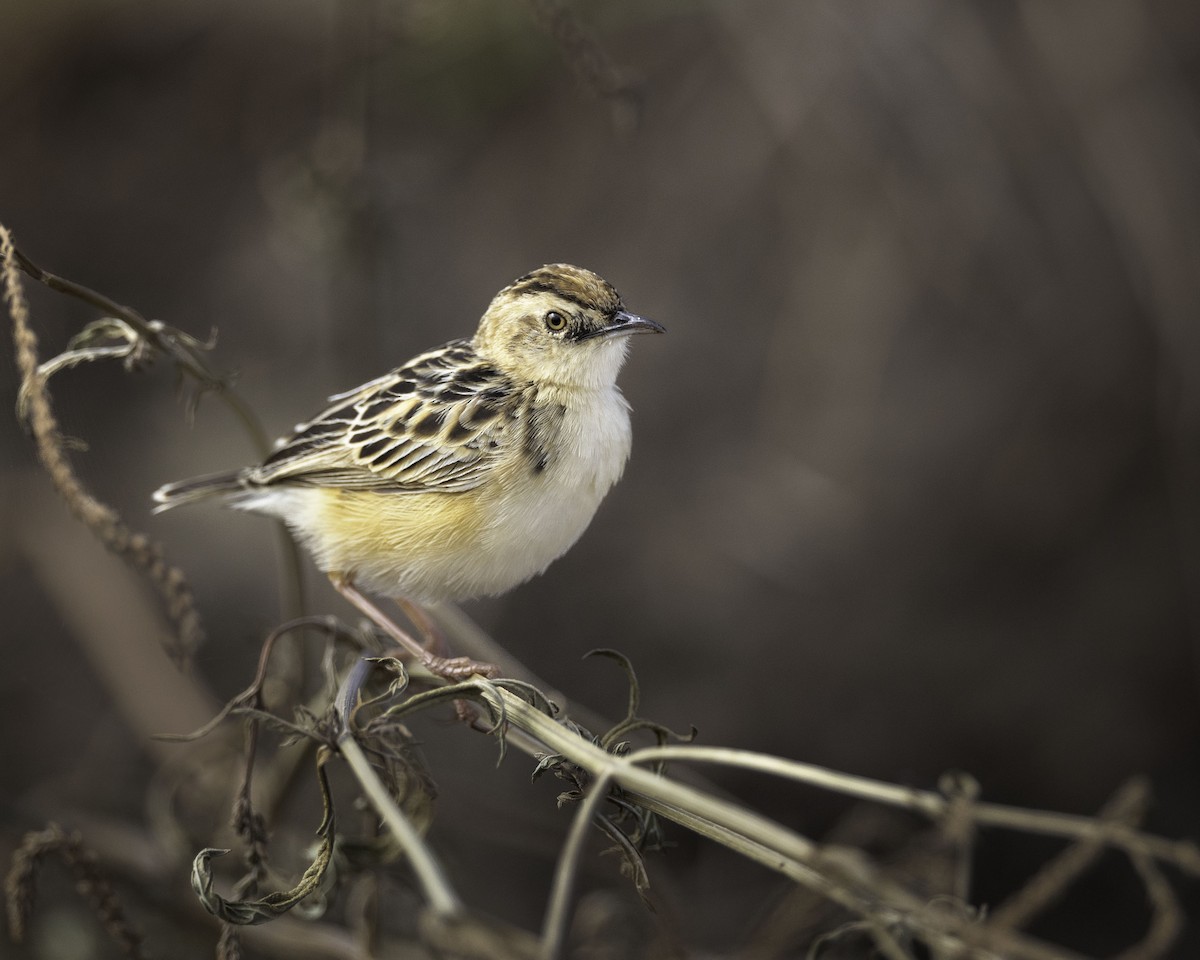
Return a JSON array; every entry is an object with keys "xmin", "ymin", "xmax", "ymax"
[{"xmin": 468, "ymin": 387, "xmax": 633, "ymax": 596}]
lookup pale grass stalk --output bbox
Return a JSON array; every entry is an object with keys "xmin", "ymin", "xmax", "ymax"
[
  {"xmin": 374, "ymin": 673, "xmax": 1190, "ymax": 959},
  {"xmin": 335, "ymin": 733, "xmax": 461, "ymax": 916},
  {"xmin": 475, "ymin": 686, "xmax": 1088, "ymax": 960}
]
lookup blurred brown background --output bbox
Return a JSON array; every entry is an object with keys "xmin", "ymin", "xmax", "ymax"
[{"xmin": 2, "ymin": 0, "xmax": 1199, "ymax": 956}]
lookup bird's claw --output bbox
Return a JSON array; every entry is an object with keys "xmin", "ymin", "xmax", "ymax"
[{"xmin": 424, "ymin": 654, "xmax": 499, "ymax": 682}]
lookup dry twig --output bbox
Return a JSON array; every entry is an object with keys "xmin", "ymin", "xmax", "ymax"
[
  {"xmin": 5, "ymin": 823, "xmax": 148, "ymax": 960},
  {"xmin": 2, "ymin": 224, "xmax": 203, "ymax": 664}
]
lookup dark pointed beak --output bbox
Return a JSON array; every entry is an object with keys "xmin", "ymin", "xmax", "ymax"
[{"xmin": 583, "ymin": 310, "xmax": 666, "ymax": 341}]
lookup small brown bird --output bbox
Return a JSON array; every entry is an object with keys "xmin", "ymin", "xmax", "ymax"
[{"xmin": 154, "ymin": 264, "xmax": 663, "ymax": 676}]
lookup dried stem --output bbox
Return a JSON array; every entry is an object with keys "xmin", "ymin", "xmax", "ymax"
[
  {"xmin": 8, "ymin": 240, "xmax": 270, "ymax": 453},
  {"xmin": 336, "ymin": 733, "xmax": 461, "ymax": 916},
  {"xmin": 467, "ymin": 688, "xmax": 1193, "ymax": 960},
  {"xmin": 3, "ymin": 226, "xmax": 315, "ymax": 663},
  {"xmin": 991, "ymin": 778, "xmax": 1149, "ymax": 930},
  {"xmin": 5, "ymin": 823, "xmax": 149, "ymax": 960},
  {"xmin": 2, "ymin": 223, "xmax": 202, "ymax": 664}
]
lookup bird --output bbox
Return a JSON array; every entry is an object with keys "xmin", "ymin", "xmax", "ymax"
[{"xmin": 154, "ymin": 263, "xmax": 664, "ymax": 678}]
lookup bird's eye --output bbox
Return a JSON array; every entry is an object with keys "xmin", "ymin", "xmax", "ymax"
[{"xmin": 544, "ymin": 310, "xmax": 567, "ymax": 332}]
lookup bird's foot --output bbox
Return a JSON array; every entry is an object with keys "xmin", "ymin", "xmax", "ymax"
[
  {"xmin": 330, "ymin": 576, "xmax": 499, "ymax": 686},
  {"xmin": 423, "ymin": 653, "xmax": 500, "ymax": 682}
]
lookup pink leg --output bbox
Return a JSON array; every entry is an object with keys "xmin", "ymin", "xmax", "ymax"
[{"xmin": 331, "ymin": 575, "xmax": 497, "ymax": 681}]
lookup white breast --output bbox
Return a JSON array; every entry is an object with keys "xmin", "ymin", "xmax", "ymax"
[{"xmin": 474, "ymin": 385, "xmax": 632, "ymax": 593}]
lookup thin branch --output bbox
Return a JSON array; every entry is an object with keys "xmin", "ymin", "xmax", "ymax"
[
  {"xmin": 336, "ymin": 733, "xmax": 461, "ymax": 916},
  {"xmin": 5, "ymin": 823, "xmax": 149, "ymax": 959},
  {"xmin": 1115, "ymin": 850, "xmax": 1184, "ymax": 960},
  {"xmin": 10, "ymin": 242, "xmax": 271, "ymax": 453},
  {"xmin": 991, "ymin": 778, "xmax": 1149, "ymax": 931},
  {"xmin": 6, "ymin": 230, "xmax": 313, "ymax": 652},
  {"xmin": 474, "ymin": 688, "xmax": 1179, "ymax": 960},
  {"xmin": 2, "ymin": 223, "xmax": 202, "ymax": 664},
  {"xmin": 332, "ymin": 652, "xmax": 460, "ymax": 915},
  {"xmin": 540, "ymin": 768, "xmax": 617, "ymax": 960},
  {"xmin": 618, "ymin": 745, "xmax": 1200, "ymax": 878}
]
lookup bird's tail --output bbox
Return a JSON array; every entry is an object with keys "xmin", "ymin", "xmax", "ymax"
[{"xmin": 153, "ymin": 471, "xmax": 246, "ymax": 513}]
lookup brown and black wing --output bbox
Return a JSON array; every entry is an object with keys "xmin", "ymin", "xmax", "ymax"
[{"xmin": 246, "ymin": 340, "xmax": 515, "ymax": 493}]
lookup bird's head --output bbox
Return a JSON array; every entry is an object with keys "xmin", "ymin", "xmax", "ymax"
[{"xmin": 474, "ymin": 264, "xmax": 664, "ymax": 390}]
